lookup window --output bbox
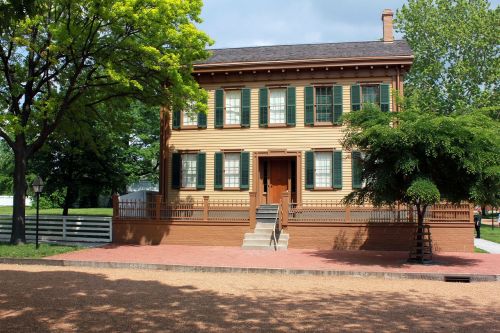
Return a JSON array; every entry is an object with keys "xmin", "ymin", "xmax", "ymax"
[
  {"xmin": 182, "ymin": 112, "xmax": 197, "ymax": 126},
  {"xmin": 315, "ymin": 87, "xmax": 333, "ymax": 123},
  {"xmin": 181, "ymin": 154, "xmax": 197, "ymax": 188},
  {"xmin": 225, "ymin": 90, "xmax": 241, "ymax": 125},
  {"xmin": 269, "ymin": 89, "xmax": 286, "ymax": 124},
  {"xmin": 224, "ymin": 153, "xmax": 240, "ymax": 188},
  {"xmin": 362, "ymin": 85, "xmax": 380, "ymax": 105},
  {"xmin": 315, "ymin": 152, "xmax": 332, "ymax": 188}
]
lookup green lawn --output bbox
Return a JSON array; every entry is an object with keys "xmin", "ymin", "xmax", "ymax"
[
  {"xmin": 480, "ymin": 224, "xmax": 500, "ymax": 244},
  {"xmin": 474, "ymin": 247, "xmax": 489, "ymax": 253},
  {"xmin": 0, "ymin": 243, "xmax": 82, "ymax": 258},
  {"xmin": 0, "ymin": 206, "xmax": 112, "ymax": 216}
]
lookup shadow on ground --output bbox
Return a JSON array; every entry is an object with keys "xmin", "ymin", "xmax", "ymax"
[
  {"xmin": 0, "ymin": 269, "xmax": 498, "ymax": 332},
  {"xmin": 305, "ymin": 249, "xmax": 482, "ymax": 269}
]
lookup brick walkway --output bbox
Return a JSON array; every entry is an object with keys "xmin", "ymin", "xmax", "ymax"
[{"xmin": 47, "ymin": 244, "xmax": 500, "ymax": 276}]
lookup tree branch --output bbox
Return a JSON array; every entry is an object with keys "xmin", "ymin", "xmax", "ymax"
[{"xmin": 0, "ymin": 128, "xmax": 14, "ymax": 148}]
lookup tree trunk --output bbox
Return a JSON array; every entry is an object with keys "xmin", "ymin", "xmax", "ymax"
[
  {"xmin": 415, "ymin": 204, "xmax": 428, "ymax": 262},
  {"xmin": 10, "ymin": 135, "xmax": 28, "ymax": 244},
  {"xmin": 62, "ymin": 185, "xmax": 77, "ymax": 216}
]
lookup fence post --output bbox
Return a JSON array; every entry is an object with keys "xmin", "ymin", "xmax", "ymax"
[
  {"xmin": 281, "ymin": 191, "xmax": 289, "ymax": 229},
  {"xmin": 409, "ymin": 205, "xmax": 414, "ymax": 223},
  {"xmin": 249, "ymin": 192, "xmax": 257, "ymax": 229},
  {"xmin": 345, "ymin": 205, "xmax": 351, "ymax": 223},
  {"xmin": 62, "ymin": 216, "xmax": 67, "ymax": 241},
  {"xmin": 469, "ymin": 204, "xmax": 474, "ymax": 224},
  {"xmin": 203, "ymin": 196, "xmax": 209, "ymax": 221},
  {"xmin": 112, "ymin": 194, "xmax": 119, "ymax": 218},
  {"xmin": 155, "ymin": 195, "xmax": 162, "ymax": 220}
]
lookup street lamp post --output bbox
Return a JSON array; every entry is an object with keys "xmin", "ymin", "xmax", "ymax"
[{"xmin": 32, "ymin": 176, "xmax": 44, "ymax": 249}]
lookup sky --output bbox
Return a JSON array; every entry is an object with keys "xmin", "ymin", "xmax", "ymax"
[{"xmin": 199, "ymin": 0, "xmax": 500, "ymax": 49}]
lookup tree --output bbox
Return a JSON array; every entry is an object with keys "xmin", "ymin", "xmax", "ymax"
[
  {"xmin": 0, "ymin": 0, "xmax": 211, "ymax": 244},
  {"xmin": 342, "ymin": 105, "xmax": 500, "ymax": 259},
  {"xmin": 394, "ymin": 0, "xmax": 499, "ymax": 114},
  {"xmin": 30, "ymin": 101, "xmax": 160, "ymax": 215}
]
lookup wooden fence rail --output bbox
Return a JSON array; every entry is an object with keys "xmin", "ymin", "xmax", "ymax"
[
  {"xmin": 0, "ymin": 215, "xmax": 112, "ymax": 243},
  {"xmin": 113, "ymin": 193, "xmax": 472, "ymax": 228}
]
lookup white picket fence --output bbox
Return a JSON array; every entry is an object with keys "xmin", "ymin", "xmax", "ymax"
[{"xmin": 0, "ymin": 215, "xmax": 112, "ymax": 243}]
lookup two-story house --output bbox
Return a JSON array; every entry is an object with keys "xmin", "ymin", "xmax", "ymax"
[
  {"xmin": 161, "ymin": 9, "xmax": 411, "ymax": 205},
  {"xmin": 114, "ymin": 10, "xmax": 473, "ymax": 252}
]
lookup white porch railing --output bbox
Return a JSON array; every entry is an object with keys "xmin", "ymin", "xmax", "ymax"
[{"xmin": 0, "ymin": 215, "xmax": 112, "ymax": 243}]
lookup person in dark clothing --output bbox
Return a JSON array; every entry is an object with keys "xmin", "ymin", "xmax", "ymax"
[{"xmin": 474, "ymin": 206, "xmax": 481, "ymax": 238}]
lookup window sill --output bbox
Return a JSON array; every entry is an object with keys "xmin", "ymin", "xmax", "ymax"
[
  {"xmin": 267, "ymin": 123, "xmax": 288, "ymax": 128},
  {"xmin": 180, "ymin": 188, "xmax": 199, "ymax": 191},
  {"xmin": 222, "ymin": 188, "xmax": 243, "ymax": 191},
  {"xmin": 180, "ymin": 126, "xmax": 203, "ymax": 130},
  {"xmin": 311, "ymin": 187, "xmax": 334, "ymax": 191},
  {"xmin": 312, "ymin": 122, "xmax": 342, "ymax": 127},
  {"xmin": 218, "ymin": 125, "xmax": 248, "ymax": 129}
]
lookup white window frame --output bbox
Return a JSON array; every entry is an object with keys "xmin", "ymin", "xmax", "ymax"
[
  {"xmin": 314, "ymin": 152, "xmax": 332, "ymax": 188},
  {"xmin": 269, "ymin": 88, "xmax": 286, "ymax": 124},
  {"xmin": 223, "ymin": 153, "xmax": 240, "ymax": 188},
  {"xmin": 225, "ymin": 90, "xmax": 241, "ymax": 125},
  {"xmin": 181, "ymin": 153, "xmax": 197, "ymax": 188}
]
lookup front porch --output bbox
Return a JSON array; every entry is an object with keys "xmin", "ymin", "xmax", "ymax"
[{"xmin": 112, "ymin": 193, "xmax": 474, "ymax": 252}]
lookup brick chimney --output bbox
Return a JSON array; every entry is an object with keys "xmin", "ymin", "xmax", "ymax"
[{"xmin": 381, "ymin": 9, "xmax": 394, "ymax": 43}]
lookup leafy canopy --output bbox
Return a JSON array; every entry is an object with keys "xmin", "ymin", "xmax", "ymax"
[
  {"xmin": 394, "ymin": 0, "xmax": 499, "ymax": 114},
  {"xmin": 342, "ymin": 105, "xmax": 500, "ymax": 208},
  {"xmin": 0, "ymin": 0, "xmax": 212, "ymax": 154}
]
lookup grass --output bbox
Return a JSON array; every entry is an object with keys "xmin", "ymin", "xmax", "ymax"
[
  {"xmin": 480, "ymin": 224, "xmax": 500, "ymax": 244},
  {"xmin": 0, "ymin": 242, "xmax": 82, "ymax": 258},
  {"xmin": 0, "ymin": 206, "xmax": 112, "ymax": 216},
  {"xmin": 474, "ymin": 247, "xmax": 488, "ymax": 253}
]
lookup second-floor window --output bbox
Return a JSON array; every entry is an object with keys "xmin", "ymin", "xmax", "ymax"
[
  {"xmin": 362, "ymin": 85, "xmax": 380, "ymax": 105},
  {"xmin": 315, "ymin": 87, "xmax": 334, "ymax": 123},
  {"xmin": 183, "ymin": 112, "xmax": 197, "ymax": 126},
  {"xmin": 269, "ymin": 89, "xmax": 286, "ymax": 124},
  {"xmin": 351, "ymin": 84, "xmax": 390, "ymax": 112},
  {"xmin": 225, "ymin": 90, "xmax": 241, "ymax": 125},
  {"xmin": 215, "ymin": 88, "xmax": 251, "ymax": 128}
]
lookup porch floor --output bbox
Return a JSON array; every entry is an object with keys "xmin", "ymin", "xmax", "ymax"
[{"xmin": 47, "ymin": 245, "xmax": 500, "ymax": 278}]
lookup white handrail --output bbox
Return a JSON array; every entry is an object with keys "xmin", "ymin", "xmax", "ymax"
[{"xmin": 271, "ymin": 202, "xmax": 281, "ymax": 251}]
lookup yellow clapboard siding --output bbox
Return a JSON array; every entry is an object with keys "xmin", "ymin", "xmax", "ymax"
[{"xmin": 167, "ymin": 77, "xmax": 393, "ymax": 202}]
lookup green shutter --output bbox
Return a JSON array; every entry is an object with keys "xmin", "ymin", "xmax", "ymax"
[
  {"xmin": 351, "ymin": 85, "xmax": 361, "ymax": 111},
  {"xmin": 304, "ymin": 86, "xmax": 314, "ymax": 126},
  {"xmin": 333, "ymin": 151, "xmax": 343, "ymax": 189},
  {"xmin": 215, "ymin": 89, "xmax": 224, "ymax": 128},
  {"xmin": 214, "ymin": 152, "xmax": 223, "ymax": 190},
  {"xmin": 241, "ymin": 88, "xmax": 251, "ymax": 127},
  {"xmin": 333, "ymin": 85, "xmax": 343, "ymax": 124},
  {"xmin": 380, "ymin": 84, "xmax": 390, "ymax": 112},
  {"xmin": 286, "ymin": 86, "xmax": 296, "ymax": 126},
  {"xmin": 196, "ymin": 152, "xmax": 206, "ymax": 190},
  {"xmin": 305, "ymin": 151, "xmax": 314, "ymax": 189},
  {"xmin": 197, "ymin": 112, "xmax": 207, "ymax": 128},
  {"xmin": 351, "ymin": 151, "xmax": 362, "ymax": 189},
  {"xmin": 172, "ymin": 110, "xmax": 181, "ymax": 129},
  {"xmin": 171, "ymin": 153, "xmax": 181, "ymax": 189},
  {"xmin": 240, "ymin": 152, "xmax": 250, "ymax": 190},
  {"xmin": 259, "ymin": 88, "xmax": 268, "ymax": 127}
]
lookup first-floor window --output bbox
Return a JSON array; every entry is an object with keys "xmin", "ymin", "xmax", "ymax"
[
  {"xmin": 269, "ymin": 88, "xmax": 286, "ymax": 124},
  {"xmin": 315, "ymin": 152, "xmax": 332, "ymax": 188},
  {"xmin": 224, "ymin": 153, "xmax": 240, "ymax": 188},
  {"xmin": 225, "ymin": 90, "xmax": 241, "ymax": 125},
  {"xmin": 181, "ymin": 154, "xmax": 197, "ymax": 188}
]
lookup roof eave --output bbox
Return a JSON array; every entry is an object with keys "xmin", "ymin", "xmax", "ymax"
[{"xmin": 193, "ymin": 55, "xmax": 414, "ymax": 73}]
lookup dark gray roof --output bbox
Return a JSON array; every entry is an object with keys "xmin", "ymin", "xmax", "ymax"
[{"xmin": 197, "ymin": 40, "xmax": 412, "ymax": 65}]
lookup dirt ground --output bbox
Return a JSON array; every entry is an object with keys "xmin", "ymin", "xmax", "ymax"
[{"xmin": 0, "ymin": 264, "xmax": 499, "ymax": 333}]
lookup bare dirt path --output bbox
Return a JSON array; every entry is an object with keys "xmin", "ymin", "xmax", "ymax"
[{"xmin": 0, "ymin": 264, "xmax": 499, "ymax": 332}]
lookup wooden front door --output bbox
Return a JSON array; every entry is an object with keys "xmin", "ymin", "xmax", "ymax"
[{"xmin": 268, "ymin": 160, "xmax": 289, "ymax": 204}]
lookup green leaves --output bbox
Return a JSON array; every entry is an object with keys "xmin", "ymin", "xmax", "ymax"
[
  {"xmin": 342, "ymin": 106, "xmax": 500, "ymax": 207},
  {"xmin": 395, "ymin": 0, "xmax": 499, "ymax": 114},
  {"xmin": 406, "ymin": 178, "xmax": 440, "ymax": 206}
]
